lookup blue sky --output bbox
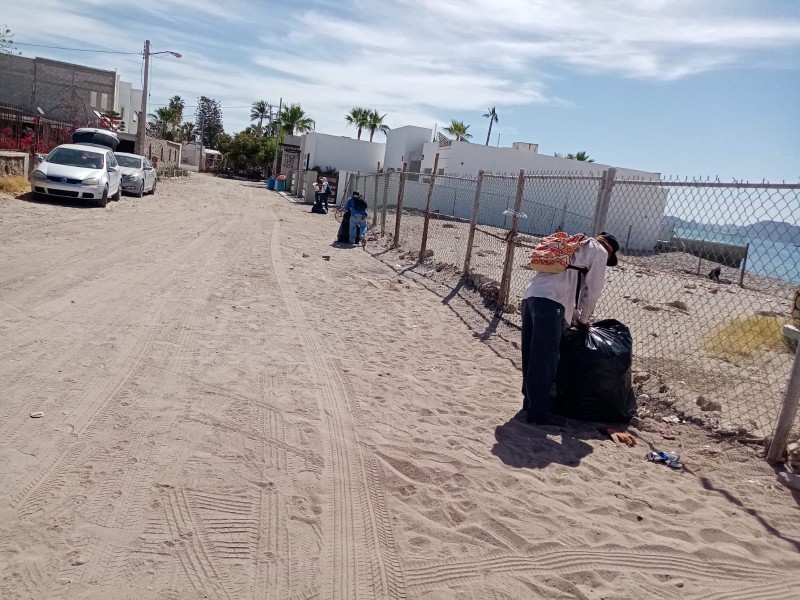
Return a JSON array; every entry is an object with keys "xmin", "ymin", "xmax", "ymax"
[{"xmin": 7, "ymin": 0, "xmax": 800, "ymax": 182}]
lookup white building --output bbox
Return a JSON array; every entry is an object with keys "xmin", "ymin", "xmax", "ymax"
[
  {"xmin": 383, "ymin": 125, "xmax": 432, "ymax": 172},
  {"xmin": 181, "ymin": 141, "xmax": 221, "ymax": 170},
  {"xmin": 297, "ymin": 132, "xmax": 385, "ymax": 175},
  {"xmin": 114, "ymin": 75, "xmax": 142, "ymax": 134},
  {"xmin": 288, "ymin": 127, "xmax": 667, "ymax": 251},
  {"xmin": 420, "ymin": 139, "xmax": 656, "ymax": 180}
]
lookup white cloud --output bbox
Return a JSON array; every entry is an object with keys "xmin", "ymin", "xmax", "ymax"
[{"xmin": 5, "ymin": 0, "xmax": 799, "ymax": 136}]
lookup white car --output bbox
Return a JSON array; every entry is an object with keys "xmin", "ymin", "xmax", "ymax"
[
  {"xmin": 30, "ymin": 144, "xmax": 123, "ymax": 207},
  {"xmin": 115, "ymin": 153, "xmax": 157, "ymax": 197}
]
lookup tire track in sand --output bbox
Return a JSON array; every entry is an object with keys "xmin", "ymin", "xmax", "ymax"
[
  {"xmin": 267, "ymin": 207, "xmax": 406, "ymax": 600},
  {"xmin": 402, "ymin": 547, "xmax": 784, "ymax": 592}
]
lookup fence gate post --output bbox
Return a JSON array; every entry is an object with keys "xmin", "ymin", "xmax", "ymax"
[
  {"xmin": 380, "ymin": 169, "xmax": 391, "ymax": 236},
  {"xmin": 419, "ymin": 153, "xmax": 440, "ymax": 261},
  {"xmin": 463, "ymin": 170, "xmax": 485, "ymax": 277},
  {"xmin": 497, "ymin": 169, "xmax": 526, "ymax": 308},
  {"xmin": 372, "ymin": 162, "xmax": 381, "ymax": 228},
  {"xmin": 768, "ymin": 337, "xmax": 800, "ymax": 462},
  {"xmin": 392, "ymin": 163, "xmax": 408, "ymax": 248},
  {"xmin": 591, "ymin": 167, "xmax": 616, "ymax": 236}
]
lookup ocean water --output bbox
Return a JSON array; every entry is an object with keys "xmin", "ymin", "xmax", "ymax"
[{"xmin": 674, "ymin": 227, "xmax": 800, "ymax": 285}]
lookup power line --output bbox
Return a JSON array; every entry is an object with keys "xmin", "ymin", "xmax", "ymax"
[{"xmin": 14, "ymin": 41, "xmax": 141, "ymax": 55}]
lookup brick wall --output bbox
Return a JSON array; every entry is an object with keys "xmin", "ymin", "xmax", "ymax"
[
  {"xmin": 144, "ymin": 137, "xmax": 182, "ymax": 169},
  {"xmin": 0, "ymin": 55, "xmax": 116, "ymax": 123}
]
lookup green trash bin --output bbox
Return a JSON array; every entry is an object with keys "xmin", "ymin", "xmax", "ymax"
[{"xmin": 276, "ymin": 179, "xmax": 286, "ymax": 192}]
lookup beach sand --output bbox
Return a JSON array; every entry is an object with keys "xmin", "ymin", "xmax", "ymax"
[{"xmin": 1, "ymin": 177, "xmax": 799, "ymax": 599}]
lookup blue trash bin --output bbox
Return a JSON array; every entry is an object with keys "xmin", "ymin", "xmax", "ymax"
[
  {"xmin": 276, "ymin": 179, "xmax": 286, "ymax": 192},
  {"xmin": 267, "ymin": 178, "xmax": 276, "ymax": 190}
]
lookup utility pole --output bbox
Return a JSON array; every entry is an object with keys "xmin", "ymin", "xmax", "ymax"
[
  {"xmin": 271, "ymin": 97, "xmax": 282, "ymax": 178},
  {"xmin": 135, "ymin": 40, "xmax": 150, "ymax": 156},
  {"xmin": 198, "ymin": 110, "xmax": 204, "ymax": 173}
]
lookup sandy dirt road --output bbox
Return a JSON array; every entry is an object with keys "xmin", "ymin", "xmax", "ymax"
[{"xmin": 1, "ymin": 175, "xmax": 799, "ymax": 599}]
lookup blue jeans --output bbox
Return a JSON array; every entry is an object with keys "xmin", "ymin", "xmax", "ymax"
[
  {"xmin": 349, "ymin": 213, "xmax": 367, "ymax": 244},
  {"xmin": 521, "ymin": 297, "xmax": 565, "ymax": 423}
]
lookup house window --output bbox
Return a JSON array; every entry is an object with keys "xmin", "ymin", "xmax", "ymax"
[
  {"xmin": 100, "ymin": 93, "xmax": 108, "ymax": 110},
  {"xmin": 90, "ymin": 91, "xmax": 97, "ymax": 107},
  {"xmin": 120, "ymin": 107, "xmax": 125, "ymax": 118},
  {"xmin": 160, "ymin": 147, "xmax": 164, "ymax": 161}
]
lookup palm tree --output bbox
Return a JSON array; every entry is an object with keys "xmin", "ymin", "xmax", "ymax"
[
  {"xmin": 482, "ymin": 107, "xmax": 498, "ymax": 146},
  {"xmin": 366, "ymin": 110, "xmax": 390, "ymax": 142},
  {"xmin": 278, "ymin": 104, "xmax": 313, "ymax": 135},
  {"xmin": 345, "ymin": 107, "xmax": 370, "ymax": 140},
  {"xmin": 443, "ymin": 119, "xmax": 472, "ymax": 142},
  {"xmin": 168, "ymin": 95, "xmax": 185, "ymax": 122},
  {"xmin": 250, "ymin": 100, "xmax": 270, "ymax": 133},
  {"xmin": 179, "ymin": 121, "xmax": 196, "ymax": 143},
  {"xmin": 556, "ymin": 151, "xmax": 594, "ymax": 162},
  {"xmin": 148, "ymin": 106, "xmax": 179, "ymax": 140}
]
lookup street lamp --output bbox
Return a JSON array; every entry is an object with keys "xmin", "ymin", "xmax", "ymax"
[{"xmin": 135, "ymin": 40, "xmax": 182, "ymax": 156}]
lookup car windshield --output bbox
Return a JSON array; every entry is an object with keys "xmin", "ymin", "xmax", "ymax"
[
  {"xmin": 47, "ymin": 148, "xmax": 104, "ymax": 169},
  {"xmin": 116, "ymin": 155, "xmax": 142, "ymax": 168}
]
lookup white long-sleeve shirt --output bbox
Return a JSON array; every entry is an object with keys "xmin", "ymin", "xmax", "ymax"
[{"xmin": 521, "ymin": 238, "xmax": 609, "ymax": 325}]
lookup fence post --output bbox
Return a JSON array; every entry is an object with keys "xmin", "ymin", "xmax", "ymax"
[
  {"xmin": 392, "ymin": 163, "xmax": 408, "ymax": 248},
  {"xmin": 380, "ymin": 169, "xmax": 390, "ymax": 236},
  {"xmin": 738, "ymin": 242, "xmax": 750, "ymax": 288},
  {"xmin": 419, "ymin": 153, "xmax": 439, "ymax": 261},
  {"xmin": 463, "ymin": 170, "xmax": 485, "ymax": 277},
  {"xmin": 767, "ymin": 337, "xmax": 800, "ymax": 462},
  {"xmin": 591, "ymin": 167, "xmax": 616, "ymax": 236},
  {"xmin": 497, "ymin": 169, "xmax": 526, "ymax": 308},
  {"xmin": 372, "ymin": 162, "xmax": 381, "ymax": 228}
]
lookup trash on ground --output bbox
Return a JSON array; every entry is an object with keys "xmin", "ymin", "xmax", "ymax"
[
  {"xmin": 29, "ymin": 412, "xmax": 44, "ymax": 418},
  {"xmin": 600, "ymin": 427, "xmax": 637, "ymax": 447},
  {"xmin": 646, "ymin": 450, "xmax": 683, "ymax": 470},
  {"xmin": 502, "ymin": 209, "xmax": 528, "ymax": 219},
  {"xmin": 322, "ymin": 255, "xmax": 331, "ymax": 261},
  {"xmin": 662, "ymin": 415, "xmax": 680, "ymax": 424}
]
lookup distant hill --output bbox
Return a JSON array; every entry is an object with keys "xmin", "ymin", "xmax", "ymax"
[{"xmin": 663, "ymin": 216, "xmax": 800, "ymax": 244}]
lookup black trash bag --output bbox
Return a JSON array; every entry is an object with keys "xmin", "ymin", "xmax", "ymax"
[
  {"xmin": 337, "ymin": 211, "xmax": 351, "ymax": 243},
  {"xmin": 553, "ymin": 319, "xmax": 637, "ymax": 423}
]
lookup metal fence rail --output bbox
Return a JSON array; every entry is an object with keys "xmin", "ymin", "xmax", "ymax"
[{"xmin": 347, "ymin": 164, "xmax": 800, "ymax": 460}]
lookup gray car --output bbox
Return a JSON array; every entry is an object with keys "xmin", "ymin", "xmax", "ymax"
[{"xmin": 115, "ymin": 153, "xmax": 157, "ymax": 197}]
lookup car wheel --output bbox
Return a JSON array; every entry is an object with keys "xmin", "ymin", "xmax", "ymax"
[
  {"xmin": 97, "ymin": 187, "xmax": 108, "ymax": 208},
  {"xmin": 136, "ymin": 181, "xmax": 145, "ymax": 198},
  {"xmin": 150, "ymin": 180, "xmax": 157, "ymax": 195},
  {"xmin": 112, "ymin": 184, "xmax": 121, "ymax": 201}
]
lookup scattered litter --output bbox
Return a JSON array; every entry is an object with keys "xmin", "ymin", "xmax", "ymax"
[
  {"xmin": 502, "ymin": 209, "xmax": 528, "ymax": 219},
  {"xmin": 658, "ymin": 427, "xmax": 676, "ymax": 440},
  {"xmin": 600, "ymin": 427, "xmax": 637, "ymax": 447},
  {"xmin": 322, "ymin": 255, "xmax": 331, "ymax": 261},
  {"xmin": 71, "ymin": 556, "xmax": 88, "ymax": 566},
  {"xmin": 659, "ymin": 384, "xmax": 669, "ymax": 394},
  {"xmin": 302, "ymin": 253, "xmax": 309, "ymax": 258},
  {"xmin": 29, "ymin": 412, "xmax": 44, "ymax": 418},
  {"xmin": 666, "ymin": 300, "xmax": 689, "ymax": 312},
  {"xmin": 637, "ymin": 394, "xmax": 651, "ymax": 402},
  {"xmin": 662, "ymin": 415, "xmax": 680, "ymax": 424},
  {"xmin": 425, "ymin": 269, "xmax": 436, "ymax": 277},
  {"xmin": 646, "ymin": 450, "xmax": 683, "ymax": 470},
  {"xmin": 394, "ymin": 264, "xmax": 402, "ymax": 270}
]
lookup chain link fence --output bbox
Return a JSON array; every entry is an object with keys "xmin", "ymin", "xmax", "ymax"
[{"xmin": 346, "ymin": 167, "xmax": 800, "ymax": 455}]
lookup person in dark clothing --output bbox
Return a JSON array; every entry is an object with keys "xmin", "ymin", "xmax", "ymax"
[
  {"xmin": 708, "ymin": 267, "xmax": 722, "ymax": 283},
  {"xmin": 336, "ymin": 191, "xmax": 367, "ymax": 244},
  {"xmin": 519, "ymin": 232, "xmax": 620, "ymax": 426},
  {"xmin": 320, "ymin": 177, "xmax": 333, "ymax": 210}
]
